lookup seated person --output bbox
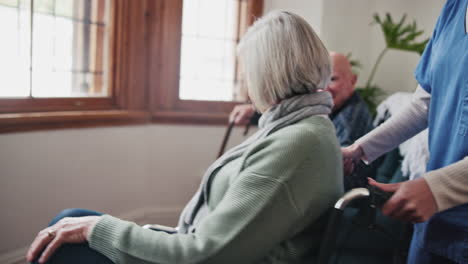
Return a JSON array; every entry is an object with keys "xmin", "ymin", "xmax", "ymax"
[
  {"xmin": 27, "ymin": 11, "xmax": 343, "ymax": 264},
  {"xmin": 231, "ymin": 52, "xmax": 374, "ymax": 189}
]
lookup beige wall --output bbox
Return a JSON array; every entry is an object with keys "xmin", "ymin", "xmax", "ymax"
[
  {"xmin": 0, "ymin": 125, "xmax": 252, "ymax": 259},
  {"xmin": 263, "ymin": 0, "xmax": 324, "ymax": 35},
  {"xmin": 321, "ymin": 0, "xmax": 444, "ymax": 95},
  {"xmin": 265, "ymin": 0, "xmax": 444, "ymax": 95},
  {"xmin": 369, "ymin": 0, "xmax": 444, "ymax": 94}
]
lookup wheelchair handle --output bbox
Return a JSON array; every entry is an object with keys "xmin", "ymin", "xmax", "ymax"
[
  {"xmin": 318, "ymin": 188, "xmax": 370, "ymax": 264},
  {"xmin": 367, "ymin": 185, "xmax": 393, "ymax": 208},
  {"xmin": 318, "ymin": 186, "xmax": 393, "ymax": 264},
  {"xmin": 334, "ymin": 187, "xmax": 370, "ymax": 210}
]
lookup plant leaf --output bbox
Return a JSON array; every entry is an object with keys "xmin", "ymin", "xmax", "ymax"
[{"xmin": 373, "ymin": 13, "xmax": 429, "ymax": 55}]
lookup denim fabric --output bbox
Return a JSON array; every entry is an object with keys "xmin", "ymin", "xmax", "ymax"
[
  {"xmin": 31, "ymin": 208, "xmax": 114, "ymax": 264},
  {"xmin": 329, "ymin": 92, "xmax": 373, "ymax": 147},
  {"xmin": 410, "ymin": 204, "xmax": 468, "ymax": 264},
  {"xmin": 415, "ymin": 0, "xmax": 468, "ymax": 171},
  {"xmin": 408, "ymin": 228, "xmax": 457, "ymax": 264},
  {"xmin": 330, "ymin": 92, "xmax": 375, "ymax": 190}
]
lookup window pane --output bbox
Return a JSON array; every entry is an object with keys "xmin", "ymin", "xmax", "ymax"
[
  {"xmin": 0, "ymin": 1, "xmax": 30, "ymax": 97},
  {"xmin": 0, "ymin": 0, "xmax": 18, "ymax": 8},
  {"xmin": 34, "ymin": 0, "xmax": 53, "ymax": 15},
  {"xmin": 31, "ymin": 0, "xmax": 111, "ymax": 97},
  {"xmin": 179, "ymin": 78, "xmax": 234, "ymax": 101},
  {"xmin": 54, "ymin": 0, "xmax": 73, "ymax": 18},
  {"xmin": 179, "ymin": 0, "xmax": 239, "ymax": 102},
  {"xmin": 0, "ymin": 0, "xmax": 111, "ymax": 98}
]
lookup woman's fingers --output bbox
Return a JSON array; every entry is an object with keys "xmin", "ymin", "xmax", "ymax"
[
  {"xmin": 26, "ymin": 215, "xmax": 101, "ymax": 262},
  {"xmin": 26, "ymin": 228, "xmax": 55, "ymax": 262},
  {"xmin": 38, "ymin": 231, "xmax": 66, "ymax": 263},
  {"xmin": 26, "ymin": 216, "xmax": 101, "ymax": 262}
]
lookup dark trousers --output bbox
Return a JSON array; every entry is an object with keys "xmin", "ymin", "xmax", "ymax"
[{"xmin": 31, "ymin": 208, "xmax": 114, "ymax": 264}]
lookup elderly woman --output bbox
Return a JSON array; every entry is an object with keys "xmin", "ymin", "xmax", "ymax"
[{"xmin": 27, "ymin": 11, "xmax": 343, "ymax": 264}]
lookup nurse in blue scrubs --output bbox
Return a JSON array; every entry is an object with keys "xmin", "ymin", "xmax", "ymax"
[
  {"xmin": 407, "ymin": 1, "xmax": 468, "ymax": 263},
  {"xmin": 344, "ymin": 0, "xmax": 468, "ymax": 263}
]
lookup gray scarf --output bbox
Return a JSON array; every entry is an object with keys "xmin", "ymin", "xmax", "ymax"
[{"xmin": 177, "ymin": 91, "xmax": 333, "ymax": 233}]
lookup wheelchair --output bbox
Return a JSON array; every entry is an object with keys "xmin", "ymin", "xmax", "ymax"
[{"xmin": 317, "ymin": 185, "xmax": 412, "ymax": 264}]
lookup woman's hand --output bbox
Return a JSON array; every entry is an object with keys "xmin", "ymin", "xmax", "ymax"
[
  {"xmin": 341, "ymin": 144, "xmax": 365, "ymax": 176},
  {"xmin": 368, "ymin": 177, "xmax": 437, "ymax": 222},
  {"xmin": 26, "ymin": 216, "xmax": 101, "ymax": 263}
]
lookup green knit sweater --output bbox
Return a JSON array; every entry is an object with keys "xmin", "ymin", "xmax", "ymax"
[{"xmin": 89, "ymin": 116, "xmax": 343, "ymax": 264}]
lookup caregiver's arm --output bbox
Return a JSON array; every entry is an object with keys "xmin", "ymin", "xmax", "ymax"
[
  {"xmin": 344, "ymin": 85, "xmax": 430, "ymax": 163},
  {"xmin": 424, "ymin": 157, "xmax": 468, "ymax": 212}
]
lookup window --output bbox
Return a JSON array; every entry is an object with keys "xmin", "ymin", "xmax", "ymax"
[
  {"xmin": 0, "ymin": 0, "xmax": 111, "ymax": 99},
  {"xmin": 0, "ymin": 0, "xmax": 151, "ymax": 133},
  {"xmin": 151, "ymin": 0, "xmax": 263, "ymax": 124},
  {"xmin": 179, "ymin": 0, "xmax": 239, "ymax": 102},
  {"xmin": 0, "ymin": 0, "xmax": 263, "ymax": 132}
]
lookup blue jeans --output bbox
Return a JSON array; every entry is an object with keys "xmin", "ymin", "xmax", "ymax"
[{"xmin": 31, "ymin": 208, "xmax": 114, "ymax": 264}]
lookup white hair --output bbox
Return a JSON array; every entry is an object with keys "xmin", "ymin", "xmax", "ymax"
[{"xmin": 237, "ymin": 11, "xmax": 331, "ymax": 112}]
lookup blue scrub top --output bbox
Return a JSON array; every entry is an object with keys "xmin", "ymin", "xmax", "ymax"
[
  {"xmin": 414, "ymin": 0, "xmax": 468, "ymax": 262},
  {"xmin": 416, "ymin": 0, "xmax": 468, "ymax": 171}
]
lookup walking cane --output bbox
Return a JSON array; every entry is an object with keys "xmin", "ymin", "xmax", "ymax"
[
  {"xmin": 218, "ymin": 111, "xmax": 253, "ymax": 158},
  {"xmin": 217, "ymin": 120, "xmax": 235, "ymax": 158}
]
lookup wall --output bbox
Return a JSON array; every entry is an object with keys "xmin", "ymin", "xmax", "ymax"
[
  {"xmin": 263, "ymin": 0, "xmax": 324, "ymax": 35},
  {"xmin": 265, "ymin": 0, "xmax": 444, "ymax": 95},
  {"xmin": 0, "ymin": 125, "xmax": 252, "ymax": 262},
  {"xmin": 321, "ymin": 0, "xmax": 444, "ymax": 94},
  {"xmin": 369, "ymin": 0, "xmax": 444, "ymax": 94},
  {"xmin": 320, "ymin": 0, "xmax": 375, "ymax": 88}
]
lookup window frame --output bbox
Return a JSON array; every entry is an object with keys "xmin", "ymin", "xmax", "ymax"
[
  {"xmin": 0, "ymin": 0, "xmax": 151, "ymax": 133},
  {"xmin": 0, "ymin": 0, "xmax": 263, "ymax": 133},
  {"xmin": 0, "ymin": 0, "xmax": 114, "ymax": 104},
  {"xmin": 148, "ymin": 0, "xmax": 263, "ymax": 124}
]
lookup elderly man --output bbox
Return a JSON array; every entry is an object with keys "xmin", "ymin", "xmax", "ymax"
[
  {"xmin": 231, "ymin": 52, "xmax": 373, "ymax": 147},
  {"xmin": 230, "ymin": 52, "xmax": 374, "ymax": 189}
]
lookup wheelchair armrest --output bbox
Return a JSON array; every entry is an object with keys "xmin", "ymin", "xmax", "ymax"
[{"xmin": 142, "ymin": 224, "xmax": 178, "ymax": 234}]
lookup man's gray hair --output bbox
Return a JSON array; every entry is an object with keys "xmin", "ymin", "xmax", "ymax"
[{"xmin": 237, "ymin": 11, "xmax": 331, "ymax": 112}]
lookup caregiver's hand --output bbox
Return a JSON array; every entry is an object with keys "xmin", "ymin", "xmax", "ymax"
[
  {"xmin": 26, "ymin": 216, "xmax": 101, "ymax": 263},
  {"xmin": 368, "ymin": 177, "xmax": 437, "ymax": 223},
  {"xmin": 341, "ymin": 143, "xmax": 365, "ymax": 175}
]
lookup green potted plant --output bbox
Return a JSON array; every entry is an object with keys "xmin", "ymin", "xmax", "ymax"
[{"xmin": 355, "ymin": 13, "xmax": 429, "ymax": 115}]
